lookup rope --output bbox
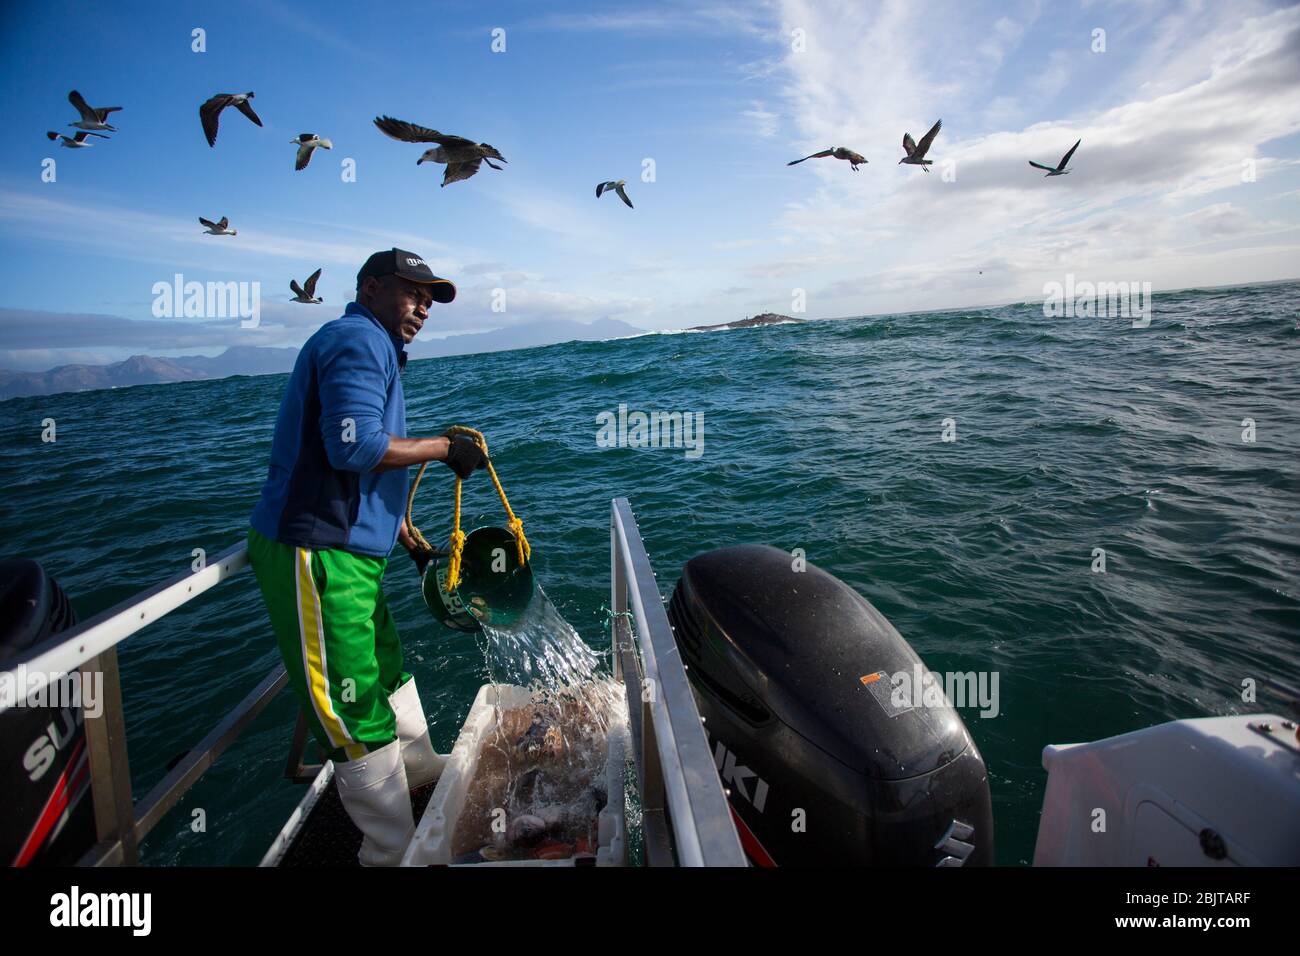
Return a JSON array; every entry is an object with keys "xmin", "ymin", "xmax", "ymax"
[
  {"xmin": 403, "ymin": 426, "xmax": 531, "ymax": 594},
  {"xmin": 403, "ymin": 463, "xmax": 437, "ymax": 557}
]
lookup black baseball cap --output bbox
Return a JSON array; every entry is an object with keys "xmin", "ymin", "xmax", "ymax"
[{"xmin": 357, "ymin": 248, "xmax": 456, "ymax": 303}]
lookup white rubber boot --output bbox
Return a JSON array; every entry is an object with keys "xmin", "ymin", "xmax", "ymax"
[
  {"xmin": 389, "ymin": 678, "xmax": 447, "ymax": 789},
  {"xmin": 333, "ymin": 738, "xmax": 415, "ymax": 866}
]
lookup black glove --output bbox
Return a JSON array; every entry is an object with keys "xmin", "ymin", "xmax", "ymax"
[
  {"xmin": 409, "ymin": 548, "xmax": 432, "ymax": 577},
  {"xmin": 443, "ymin": 434, "xmax": 487, "ymax": 480}
]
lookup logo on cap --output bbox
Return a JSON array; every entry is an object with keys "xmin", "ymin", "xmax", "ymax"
[{"xmin": 405, "ymin": 257, "xmax": 426, "ymax": 267}]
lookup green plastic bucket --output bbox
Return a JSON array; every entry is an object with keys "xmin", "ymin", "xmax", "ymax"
[{"xmin": 423, "ymin": 525, "xmax": 534, "ymax": 633}]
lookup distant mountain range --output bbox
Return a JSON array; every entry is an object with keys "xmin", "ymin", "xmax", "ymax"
[
  {"xmin": 0, "ymin": 317, "xmax": 645, "ymax": 399},
  {"xmin": 0, "ymin": 348, "xmax": 299, "ymax": 400}
]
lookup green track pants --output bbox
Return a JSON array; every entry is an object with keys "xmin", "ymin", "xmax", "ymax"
[{"xmin": 246, "ymin": 527, "xmax": 410, "ymax": 762}]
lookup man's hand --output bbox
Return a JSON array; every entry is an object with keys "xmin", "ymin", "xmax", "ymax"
[
  {"xmin": 443, "ymin": 434, "xmax": 487, "ymax": 480},
  {"xmin": 398, "ymin": 521, "xmax": 431, "ymax": 576},
  {"xmin": 397, "ymin": 520, "xmax": 417, "ymax": 554}
]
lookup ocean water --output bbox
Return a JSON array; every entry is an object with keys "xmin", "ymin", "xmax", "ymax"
[{"xmin": 1, "ymin": 281, "xmax": 1298, "ymax": 866}]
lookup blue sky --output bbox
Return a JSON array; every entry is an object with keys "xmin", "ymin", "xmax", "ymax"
[{"xmin": 1, "ymin": 0, "xmax": 1298, "ymax": 370}]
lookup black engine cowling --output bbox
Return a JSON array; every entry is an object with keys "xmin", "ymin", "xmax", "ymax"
[
  {"xmin": 668, "ymin": 545, "xmax": 995, "ymax": 866},
  {"xmin": 0, "ymin": 558, "xmax": 96, "ymax": 866}
]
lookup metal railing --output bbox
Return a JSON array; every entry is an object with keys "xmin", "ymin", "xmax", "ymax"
[
  {"xmin": 609, "ymin": 498, "xmax": 747, "ymax": 866},
  {"xmin": 0, "ymin": 543, "xmax": 286, "ymax": 866}
]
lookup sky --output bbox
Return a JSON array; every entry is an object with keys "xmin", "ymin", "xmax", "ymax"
[{"xmin": 1, "ymin": 0, "xmax": 1298, "ymax": 371}]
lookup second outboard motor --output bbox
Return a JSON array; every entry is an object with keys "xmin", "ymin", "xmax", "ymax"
[{"xmin": 668, "ymin": 545, "xmax": 994, "ymax": 866}]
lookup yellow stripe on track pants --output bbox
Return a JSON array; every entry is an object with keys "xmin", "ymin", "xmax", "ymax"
[{"xmin": 246, "ymin": 527, "xmax": 410, "ymax": 762}]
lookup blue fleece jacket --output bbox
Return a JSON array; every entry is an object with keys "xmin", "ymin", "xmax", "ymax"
[{"xmin": 250, "ymin": 302, "xmax": 409, "ymax": 557}]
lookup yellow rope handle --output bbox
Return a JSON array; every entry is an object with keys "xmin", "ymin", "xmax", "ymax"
[
  {"xmin": 443, "ymin": 476, "xmax": 468, "ymax": 594},
  {"xmin": 403, "ymin": 426, "xmax": 531, "ymax": 593}
]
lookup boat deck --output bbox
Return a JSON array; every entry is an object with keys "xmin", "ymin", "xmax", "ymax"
[{"xmin": 277, "ymin": 779, "xmax": 438, "ymax": 867}]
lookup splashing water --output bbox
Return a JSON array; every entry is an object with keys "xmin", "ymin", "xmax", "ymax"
[
  {"xmin": 475, "ymin": 584, "xmax": 626, "ymax": 744},
  {"xmin": 477, "ymin": 584, "xmax": 607, "ymax": 690},
  {"xmin": 451, "ymin": 585, "xmax": 627, "ymax": 862}
]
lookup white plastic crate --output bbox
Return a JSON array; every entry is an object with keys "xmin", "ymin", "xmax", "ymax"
[{"xmin": 402, "ymin": 683, "xmax": 627, "ymax": 867}]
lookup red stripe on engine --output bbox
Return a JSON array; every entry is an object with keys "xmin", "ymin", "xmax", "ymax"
[
  {"xmin": 13, "ymin": 738, "xmax": 86, "ymax": 867},
  {"xmin": 730, "ymin": 805, "xmax": 777, "ymax": 867}
]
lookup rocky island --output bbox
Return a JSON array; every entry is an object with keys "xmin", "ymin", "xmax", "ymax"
[{"xmin": 688, "ymin": 312, "xmax": 802, "ymax": 332}]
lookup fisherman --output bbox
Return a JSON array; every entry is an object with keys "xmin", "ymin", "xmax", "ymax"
[{"xmin": 246, "ymin": 248, "xmax": 486, "ymax": 866}]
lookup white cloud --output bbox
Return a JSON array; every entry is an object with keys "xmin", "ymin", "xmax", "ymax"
[
  {"xmin": 477, "ymin": 286, "xmax": 655, "ymax": 322},
  {"xmin": 0, "ymin": 189, "xmax": 460, "ymax": 274},
  {"xmin": 742, "ymin": 101, "xmax": 780, "ymax": 138},
  {"xmin": 484, "ymin": 185, "xmax": 616, "ymax": 243},
  {"xmin": 753, "ymin": 0, "xmax": 1300, "ymax": 316}
]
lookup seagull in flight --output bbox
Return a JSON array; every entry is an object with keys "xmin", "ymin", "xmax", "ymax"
[
  {"xmin": 200, "ymin": 92, "xmax": 262, "ymax": 147},
  {"xmin": 46, "ymin": 130, "xmax": 109, "ymax": 148},
  {"xmin": 68, "ymin": 90, "xmax": 121, "ymax": 132},
  {"xmin": 596, "ymin": 180, "xmax": 634, "ymax": 208},
  {"xmin": 899, "ymin": 119, "xmax": 942, "ymax": 171},
  {"xmin": 290, "ymin": 268, "xmax": 323, "ymax": 304},
  {"xmin": 290, "ymin": 133, "xmax": 333, "ymax": 170},
  {"xmin": 199, "ymin": 216, "xmax": 237, "ymax": 236},
  {"xmin": 373, "ymin": 115, "xmax": 507, "ymax": 187},
  {"xmin": 1029, "ymin": 139, "xmax": 1081, "ymax": 177},
  {"xmin": 787, "ymin": 147, "xmax": 867, "ymax": 171}
]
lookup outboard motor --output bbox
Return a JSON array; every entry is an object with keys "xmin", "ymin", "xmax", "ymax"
[
  {"xmin": 0, "ymin": 558, "xmax": 96, "ymax": 866},
  {"xmin": 668, "ymin": 545, "xmax": 994, "ymax": 866}
]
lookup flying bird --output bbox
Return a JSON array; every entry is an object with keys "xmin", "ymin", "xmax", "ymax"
[
  {"xmin": 372, "ymin": 115, "xmax": 507, "ymax": 187},
  {"xmin": 68, "ymin": 90, "xmax": 121, "ymax": 132},
  {"xmin": 1029, "ymin": 139, "xmax": 1081, "ymax": 177},
  {"xmin": 46, "ymin": 130, "xmax": 109, "ymax": 149},
  {"xmin": 787, "ymin": 147, "xmax": 867, "ymax": 171},
  {"xmin": 199, "ymin": 216, "xmax": 237, "ymax": 236},
  {"xmin": 200, "ymin": 92, "xmax": 262, "ymax": 147},
  {"xmin": 596, "ymin": 180, "xmax": 634, "ymax": 208},
  {"xmin": 899, "ymin": 119, "xmax": 942, "ymax": 171},
  {"xmin": 290, "ymin": 268, "xmax": 322, "ymax": 304},
  {"xmin": 290, "ymin": 133, "xmax": 333, "ymax": 170}
]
